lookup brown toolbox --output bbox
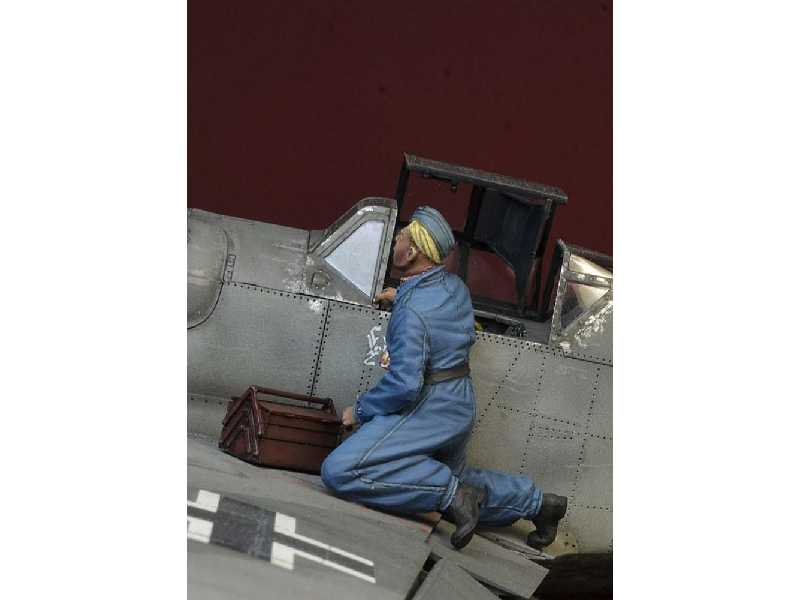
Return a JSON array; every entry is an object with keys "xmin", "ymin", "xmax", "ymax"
[{"xmin": 218, "ymin": 385, "xmax": 341, "ymax": 474}]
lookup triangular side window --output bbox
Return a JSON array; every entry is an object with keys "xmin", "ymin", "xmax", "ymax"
[{"xmin": 324, "ymin": 220, "xmax": 385, "ymax": 295}]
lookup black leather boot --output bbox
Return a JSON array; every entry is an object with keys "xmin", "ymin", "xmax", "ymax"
[
  {"xmin": 527, "ymin": 493, "xmax": 568, "ymax": 550},
  {"xmin": 443, "ymin": 482, "xmax": 486, "ymax": 550}
]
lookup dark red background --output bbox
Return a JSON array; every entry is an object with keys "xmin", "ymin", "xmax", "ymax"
[{"xmin": 189, "ymin": 1, "xmax": 611, "ymax": 302}]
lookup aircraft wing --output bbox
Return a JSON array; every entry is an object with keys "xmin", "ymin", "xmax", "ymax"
[{"xmin": 187, "ymin": 433, "xmax": 549, "ymax": 599}]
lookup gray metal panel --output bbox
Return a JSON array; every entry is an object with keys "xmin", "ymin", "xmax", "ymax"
[
  {"xmin": 190, "ymin": 209, "xmax": 310, "ymax": 293},
  {"xmin": 492, "ymin": 346, "xmax": 547, "ymax": 413},
  {"xmin": 427, "ymin": 520, "xmax": 549, "ymax": 598},
  {"xmin": 472, "ymin": 345, "xmax": 580, "ymax": 482},
  {"xmin": 536, "ymin": 356, "xmax": 599, "ymax": 427},
  {"xmin": 311, "ymin": 301, "xmax": 390, "ymax": 416},
  {"xmin": 588, "ymin": 365, "xmax": 613, "ymax": 438},
  {"xmin": 574, "ymin": 437, "xmax": 613, "ymax": 510},
  {"xmin": 412, "ymin": 558, "xmax": 497, "ymax": 600},
  {"xmin": 469, "ymin": 332, "xmax": 521, "ymax": 426},
  {"xmin": 564, "ymin": 505, "xmax": 613, "ymax": 553},
  {"xmin": 565, "ymin": 361, "xmax": 612, "ymax": 548},
  {"xmin": 188, "ymin": 282, "xmax": 328, "ymax": 400},
  {"xmin": 188, "ymin": 393, "xmax": 230, "ymax": 438},
  {"xmin": 466, "ymin": 403, "xmax": 534, "ymax": 473},
  {"xmin": 521, "ymin": 416, "xmax": 583, "ymax": 498}
]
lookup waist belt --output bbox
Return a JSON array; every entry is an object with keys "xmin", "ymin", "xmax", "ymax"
[{"xmin": 424, "ymin": 363, "xmax": 470, "ymax": 384}]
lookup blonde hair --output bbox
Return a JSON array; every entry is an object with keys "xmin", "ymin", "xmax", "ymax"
[{"xmin": 408, "ymin": 220, "xmax": 443, "ymax": 264}]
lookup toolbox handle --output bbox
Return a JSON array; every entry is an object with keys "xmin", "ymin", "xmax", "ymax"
[
  {"xmin": 222, "ymin": 388, "xmax": 252, "ymax": 427},
  {"xmin": 251, "ymin": 385, "xmax": 335, "ymax": 414}
]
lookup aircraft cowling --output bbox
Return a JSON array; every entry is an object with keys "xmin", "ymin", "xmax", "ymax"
[{"xmin": 188, "ymin": 213, "xmax": 227, "ymax": 328}]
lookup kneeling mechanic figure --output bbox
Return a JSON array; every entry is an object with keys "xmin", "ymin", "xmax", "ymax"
[{"xmin": 321, "ymin": 206, "xmax": 567, "ymax": 551}]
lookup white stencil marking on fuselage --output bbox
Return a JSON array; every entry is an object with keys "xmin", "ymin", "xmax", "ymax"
[
  {"xmin": 364, "ymin": 325, "xmax": 387, "ymax": 366},
  {"xmin": 272, "ymin": 512, "xmax": 376, "ymax": 583},
  {"xmin": 270, "ymin": 541, "xmax": 296, "ymax": 570},
  {"xmin": 187, "ymin": 516, "xmax": 214, "ymax": 543},
  {"xmin": 187, "ymin": 489, "xmax": 220, "ymax": 512}
]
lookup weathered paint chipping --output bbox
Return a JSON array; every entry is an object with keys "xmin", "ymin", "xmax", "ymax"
[
  {"xmin": 572, "ymin": 301, "xmax": 613, "ymax": 349},
  {"xmin": 307, "ymin": 299, "xmax": 325, "ymax": 314}
]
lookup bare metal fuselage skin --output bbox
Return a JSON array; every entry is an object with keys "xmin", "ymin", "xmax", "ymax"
[{"xmin": 187, "ymin": 198, "xmax": 612, "ymax": 558}]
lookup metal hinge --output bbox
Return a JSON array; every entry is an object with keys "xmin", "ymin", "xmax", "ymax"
[{"xmin": 224, "ymin": 254, "xmax": 237, "ymax": 282}]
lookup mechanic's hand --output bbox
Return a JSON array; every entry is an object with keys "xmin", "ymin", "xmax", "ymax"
[
  {"xmin": 341, "ymin": 405, "xmax": 358, "ymax": 428},
  {"xmin": 375, "ymin": 287, "xmax": 397, "ymax": 304}
]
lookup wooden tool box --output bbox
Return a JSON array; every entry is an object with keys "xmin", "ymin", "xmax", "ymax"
[{"xmin": 219, "ymin": 385, "xmax": 341, "ymax": 474}]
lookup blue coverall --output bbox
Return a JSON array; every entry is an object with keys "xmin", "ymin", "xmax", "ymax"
[{"xmin": 321, "ymin": 266, "xmax": 543, "ymax": 525}]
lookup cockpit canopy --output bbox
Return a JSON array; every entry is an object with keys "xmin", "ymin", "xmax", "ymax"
[
  {"xmin": 187, "ymin": 198, "xmax": 397, "ymax": 327},
  {"xmin": 546, "ymin": 241, "xmax": 613, "ymax": 361},
  {"xmin": 305, "ymin": 198, "xmax": 397, "ymax": 304},
  {"xmin": 391, "ymin": 153, "xmax": 567, "ymax": 318}
]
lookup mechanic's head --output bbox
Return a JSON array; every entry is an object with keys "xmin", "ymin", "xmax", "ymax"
[{"xmin": 393, "ymin": 206, "xmax": 455, "ymax": 272}]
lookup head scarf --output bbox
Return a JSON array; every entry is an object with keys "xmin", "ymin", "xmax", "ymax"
[{"xmin": 408, "ymin": 206, "xmax": 455, "ymax": 264}]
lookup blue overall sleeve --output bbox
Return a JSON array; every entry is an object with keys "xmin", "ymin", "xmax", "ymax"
[{"xmin": 354, "ymin": 305, "xmax": 428, "ymax": 423}]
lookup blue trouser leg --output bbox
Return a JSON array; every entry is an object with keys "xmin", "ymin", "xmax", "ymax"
[
  {"xmin": 459, "ymin": 466, "xmax": 543, "ymax": 526},
  {"xmin": 321, "ymin": 379, "xmax": 543, "ymax": 524},
  {"xmin": 437, "ymin": 411, "xmax": 543, "ymax": 526},
  {"xmin": 321, "ymin": 387, "xmax": 468, "ymax": 512}
]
